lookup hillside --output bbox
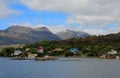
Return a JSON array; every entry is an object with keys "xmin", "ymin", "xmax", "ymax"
[{"xmin": 24, "ymin": 32, "xmax": 120, "ymax": 57}]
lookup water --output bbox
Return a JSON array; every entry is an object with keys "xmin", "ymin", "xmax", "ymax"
[{"xmin": 0, "ymin": 57, "xmax": 120, "ymax": 78}]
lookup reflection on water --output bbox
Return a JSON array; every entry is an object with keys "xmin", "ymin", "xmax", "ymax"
[{"xmin": 0, "ymin": 57, "xmax": 120, "ymax": 78}]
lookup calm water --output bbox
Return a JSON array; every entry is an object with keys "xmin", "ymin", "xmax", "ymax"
[{"xmin": 0, "ymin": 57, "xmax": 120, "ymax": 78}]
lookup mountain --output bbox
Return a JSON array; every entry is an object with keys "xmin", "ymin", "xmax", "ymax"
[
  {"xmin": 0, "ymin": 25, "xmax": 61, "ymax": 45},
  {"xmin": 56, "ymin": 29, "xmax": 90, "ymax": 39}
]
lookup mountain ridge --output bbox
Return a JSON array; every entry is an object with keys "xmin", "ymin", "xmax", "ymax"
[
  {"xmin": 56, "ymin": 29, "xmax": 90, "ymax": 39},
  {"xmin": 0, "ymin": 25, "xmax": 61, "ymax": 45},
  {"xmin": 0, "ymin": 26, "xmax": 90, "ymax": 45}
]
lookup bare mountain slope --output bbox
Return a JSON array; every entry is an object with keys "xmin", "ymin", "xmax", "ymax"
[{"xmin": 0, "ymin": 25, "xmax": 61, "ymax": 45}]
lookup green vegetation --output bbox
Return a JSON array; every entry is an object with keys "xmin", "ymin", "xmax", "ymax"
[
  {"xmin": 0, "ymin": 47, "xmax": 15, "ymax": 57},
  {"xmin": 0, "ymin": 33, "xmax": 120, "ymax": 57}
]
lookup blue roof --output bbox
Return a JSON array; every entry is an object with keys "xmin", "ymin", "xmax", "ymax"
[{"xmin": 70, "ymin": 48, "xmax": 78, "ymax": 52}]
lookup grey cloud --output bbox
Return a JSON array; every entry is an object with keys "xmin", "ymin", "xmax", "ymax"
[
  {"xmin": 18, "ymin": 0, "xmax": 120, "ymax": 34},
  {"xmin": 19, "ymin": 0, "xmax": 120, "ymax": 24},
  {"xmin": 0, "ymin": 0, "xmax": 19, "ymax": 18}
]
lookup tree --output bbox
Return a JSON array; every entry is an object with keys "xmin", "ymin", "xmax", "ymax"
[{"xmin": 2, "ymin": 47, "xmax": 15, "ymax": 57}]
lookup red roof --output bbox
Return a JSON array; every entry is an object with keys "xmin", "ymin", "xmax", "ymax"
[{"xmin": 37, "ymin": 46, "xmax": 43, "ymax": 50}]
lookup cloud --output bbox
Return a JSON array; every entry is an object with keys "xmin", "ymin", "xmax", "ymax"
[
  {"xmin": 15, "ymin": 0, "xmax": 120, "ymax": 35},
  {"xmin": 19, "ymin": 0, "xmax": 120, "ymax": 24},
  {"xmin": 0, "ymin": 0, "xmax": 20, "ymax": 18}
]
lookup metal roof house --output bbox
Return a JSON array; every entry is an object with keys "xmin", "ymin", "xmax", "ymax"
[{"xmin": 70, "ymin": 48, "xmax": 78, "ymax": 53}]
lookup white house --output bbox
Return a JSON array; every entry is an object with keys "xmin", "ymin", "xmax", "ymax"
[
  {"xmin": 14, "ymin": 50, "xmax": 22, "ymax": 56},
  {"xmin": 107, "ymin": 49, "xmax": 117, "ymax": 55}
]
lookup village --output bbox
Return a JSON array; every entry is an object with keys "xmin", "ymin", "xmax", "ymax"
[
  {"xmin": 0, "ymin": 43, "xmax": 120, "ymax": 61},
  {"xmin": 9, "ymin": 45, "xmax": 82, "ymax": 61},
  {"xmin": 10, "ymin": 45, "xmax": 56, "ymax": 60}
]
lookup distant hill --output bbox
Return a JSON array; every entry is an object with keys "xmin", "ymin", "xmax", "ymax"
[
  {"xmin": 56, "ymin": 29, "xmax": 90, "ymax": 39},
  {"xmin": 0, "ymin": 25, "xmax": 61, "ymax": 45}
]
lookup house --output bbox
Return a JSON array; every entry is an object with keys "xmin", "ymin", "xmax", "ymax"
[
  {"xmin": 14, "ymin": 50, "xmax": 22, "ymax": 56},
  {"xmin": 37, "ymin": 46, "xmax": 44, "ymax": 53},
  {"xmin": 27, "ymin": 52, "xmax": 38, "ymax": 59},
  {"xmin": 53, "ymin": 48, "xmax": 62, "ymax": 52},
  {"xmin": 107, "ymin": 49, "xmax": 117, "ymax": 55},
  {"xmin": 70, "ymin": 48, "xmax": 78, "ymax": 53}
]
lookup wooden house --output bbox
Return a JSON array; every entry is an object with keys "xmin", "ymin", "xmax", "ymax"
[
  {"xmin": 27, "ymin": 52, "xmax": 38, "ymax": 59},
  {"xmin": 53, "ymin": 48, "xmax": 62, "ymax": 52}
]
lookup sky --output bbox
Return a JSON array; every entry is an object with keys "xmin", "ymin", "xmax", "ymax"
[{"xmin": 0, "ymin": 0, "xmax": 120, "ymax": 35}]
